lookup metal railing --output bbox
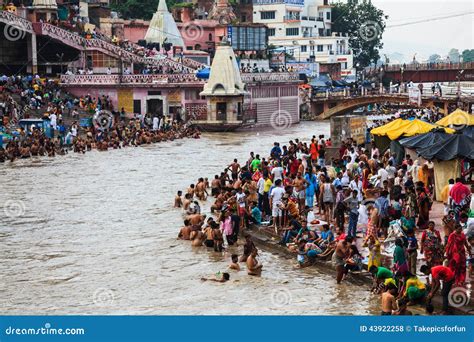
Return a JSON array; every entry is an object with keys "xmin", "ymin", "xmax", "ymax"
[
  {"xmin": 60, "ymin": 74, "xmax": 202, "ymax": 85},
  {"xmin": 0, "ymin": 10, "xmax": 33, "ymax": 32},
  {"xmin": 241, "ymin": 72, "xmax": 300, "ymax": 83},
  {"xmin": 382, "ymin": 62, "xmax": 474, "ymax": 72}
]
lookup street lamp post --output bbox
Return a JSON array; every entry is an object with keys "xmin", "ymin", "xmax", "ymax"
[{"xmin": 400, "ymin": 66, "xmax": 404, "ymax": 94}]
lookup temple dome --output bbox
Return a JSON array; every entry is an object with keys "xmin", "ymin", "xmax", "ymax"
[
  {"xmin": 32, "ymin": 0, "xmax": 57, "ymax": 9},
  {"xmin": 200, "ymin": 37, "xmax": 246, "ymax": 97}
]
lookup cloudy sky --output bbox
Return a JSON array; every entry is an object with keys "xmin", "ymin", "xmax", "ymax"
[{"xmin": 369, "ymin": 0, "xmax": 473, "ymax": 61}]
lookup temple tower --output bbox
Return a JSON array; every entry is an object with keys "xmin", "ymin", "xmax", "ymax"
[{"xmin": 145, "ymin": 0, "xmax": 184, "ymax": 47}]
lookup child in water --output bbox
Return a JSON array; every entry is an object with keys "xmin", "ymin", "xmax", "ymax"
[
  {"xmin": 201, "ymin": 272, "xmax": 230, "ymax": 283},
  {"xmin": 229, "ymin": 254, "xmax": 240, "ymax": 271}
]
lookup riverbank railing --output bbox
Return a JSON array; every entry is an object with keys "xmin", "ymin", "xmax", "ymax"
[{"xmin": 60, "ymin": 73, "xmax": 301, "ymax": 86}]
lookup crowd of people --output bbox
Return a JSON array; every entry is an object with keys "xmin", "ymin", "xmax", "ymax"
[
  {"xmin": 0, "ymin": 73, "xmax": 201, "ymax": 162},
  {"xmin": 175, "ymin": 132, "xmax": 473, "ymax": 315}
]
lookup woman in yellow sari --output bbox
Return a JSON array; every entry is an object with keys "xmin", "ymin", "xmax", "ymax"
[{"xmin": 366, "ymin": 234, "xmax": 381, "ymax": 269}]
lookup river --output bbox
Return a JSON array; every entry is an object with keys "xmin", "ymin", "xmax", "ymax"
[{"xmin": 0, "ymin": 121, "xmax": 380, "ymax": 315}]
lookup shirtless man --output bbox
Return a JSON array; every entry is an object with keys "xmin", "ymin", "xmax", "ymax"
[
  {"xmin": 332, "ymin": 236, "xmax": 353, "ymax": 284},
  {"xmin": 293, "ymin": 172, "xmax": 307, "ymax": 213},
  {"xmin": 183, "ymin": 193, "xmax": 192, "ymax": 211},
  {"xmin": 381, "ymin": 284, "xmax": 398, "ymax": 315},
  {"xmin": 212, "ymin": 225, "xmax": 224, "ymax": 252},
  {"xmin": 211, "ymin": 175, "xmax": 221, "ymax": 197},
  {"xmin": 195, "ymin": 178, "xmax": 208, "ymax": 201},
  {"xmin": 187, "ymin": 184, "xmax": 195, "ymax": 198},
  {"xmin": 174, "ymin": 191, "xmax": 183, "ymax": 208},
  {"xmin": 190, "ymin": 230, "xmax": 205, "ymax": 247},
  {"xmin": 211, "ymin": 193, "xmax": 225, "ymax": 213},
  {"xmin": 187, "ymin": 213, "xmax": 205, "ymax": 231},
  {"xmin": 229, "ymin": 159, "xmax": 241, "ymax": 181},
  {"xmin": 246, "ymin": 248, "xmax": 263, "ymax": 276},
  {"xmin": 177, "ymin": 219, "xmax": 192, "ymax": 240},
  {"xmin": 240, "ymin": 234, "xmax": 256, "ymax": 262}
]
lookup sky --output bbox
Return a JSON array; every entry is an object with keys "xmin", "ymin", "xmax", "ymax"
[{"xmin": 369, "ymin": 0, "xmax": 473, "ymax": 62}]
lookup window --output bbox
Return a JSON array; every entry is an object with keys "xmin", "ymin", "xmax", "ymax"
[
  {"xmin": 286, "ymin": 28, "xmax": 299, "ymax": 36},
  {"xmin": 326, "ymin": 11, "xmax": 331, "ymax": 20},
  {"xmin": 327, "ymin": 44, "xmax": 332, "ymax": 51},
  {"xmin": 208, "ymin": 33, "xmax": 213, "ymax": 41},
  {"xmin": 317, "ymin": 45, "xmax": 323, "ymax": 52},
  {"xmin": 300, "ymin": 45, "xmax": 307, "ymax": 52},
  {"xmin": 318, "ymin": 28, "xmax": 324, "ymax": 36},
  {"xmin": 261, "ymin": 11, "xmax": 276, "ymax": 20},
  {"xmin": 267, "ymin": 28, "xmax": 275, "ymax": 36},
  {"xmin": 186, "ymin": 46, "xmax": 193, "ymax": 50},
  {"xmin": 87, "ymin": 51, "xmax": 119, "ymax": 68},
  {"xmin": 241, "ymin": 15, "xmax": 247, "ymax": 22},
  {"xmin": 310, "ymin": 45, "xmax": 315, "ymax": 52}
]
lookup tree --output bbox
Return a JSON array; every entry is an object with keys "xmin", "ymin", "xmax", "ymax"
[
  {"xmin": 428, "ymin": 54, "xmax": 441, "ymax": 63},
  {"xmin": 462, "ymin": 49, "xmax": 474, "ymax": 62},
  {"xmin": 448, "ymin": 48, "xmax": 460, "ymax": 63},
  {"xmin": 332, "ymin": 0, "xmax": 387, "ymax": 69},
  {"xmin": 110, "ymin": 0, "xmax": 178, "ymax": 20}
]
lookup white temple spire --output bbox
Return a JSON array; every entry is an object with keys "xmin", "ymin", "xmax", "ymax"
[{"xmin": 144, "ymin": 0, "xmax": 184, "ymax": 47}]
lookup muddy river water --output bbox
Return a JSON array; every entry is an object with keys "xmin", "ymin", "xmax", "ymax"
[{"xmin": 0, "ymin": 122, "xmax": 380, "ymax": 314}]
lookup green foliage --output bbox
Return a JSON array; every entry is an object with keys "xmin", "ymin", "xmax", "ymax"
[
  {"xmin": 448, "ymin": 48, "xmax": 460, "ymax": 63},
  {"xmin": 172, "ymin": 2, "xmax": 194, "ymax": 8},
  {"xmin": 332, "ymin": 0, "xmax": 387, "ymax": 69},
  {"xmin": 428, "ymin": 54, "xmax": 441, "ymax": 63},
  {"xmin": 110, "ymin": 0, "xmax": 178, "ymax": 20},
  {"xmin": 462, "ymin": 49, "xmax": 474, "ymax": 62}
]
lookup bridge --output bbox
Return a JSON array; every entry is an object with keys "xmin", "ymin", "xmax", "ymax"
[
  {"xmin": 0, "ymin": 10, "xmax": 203, "ymax": 74},
  {"xmin": 316, "ymin": 92, "xmax": 473, "ymax": 119},
  {"xmin": 366, "ymin": 62, "xmax": 474, "ymax": 83}
]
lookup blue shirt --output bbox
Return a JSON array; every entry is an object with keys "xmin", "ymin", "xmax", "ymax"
[{"xmin": 251, "ymin": 207, "xmax": 262, "ymax": 224}]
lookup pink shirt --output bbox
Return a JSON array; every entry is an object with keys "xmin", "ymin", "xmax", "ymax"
[{"xmin": 220, "ymin": 217, "xmax": 233, "ymax": 236}]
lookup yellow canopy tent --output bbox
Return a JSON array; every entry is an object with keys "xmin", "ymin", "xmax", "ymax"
[
  {"xmin": 436, "ymin": 108, "xmax": 474, "ymax": 127},
  {"xmin": 371, "ymin": 119, "xmax": 454, "ymax": 140},
  {"xmin": 370, "ymin": 118, "xmax": 410, "ymax": 137}
]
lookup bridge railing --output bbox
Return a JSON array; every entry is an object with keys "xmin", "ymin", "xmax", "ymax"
[
  {"xmin": 241, "ymin": 72, "xmax": 300, "ymax": 83},
  {"xmin": 379, "ymin": 61, "xmax": 474, "ymax": 72},
  {"xmin": 60, "ymin": 74, "xmax": 202, "ymax": 85},
  {"xmin": 0, "ymin": 10, "xmax": 33, "ymax": 32}
]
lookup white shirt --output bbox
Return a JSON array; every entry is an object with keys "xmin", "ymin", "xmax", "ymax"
[
  {"xmin": 349, "ymin": 179, "xmax": 363, "ymax": 202},
  {"xmin": 257, "ymin": 177, "xmax": 265, "ymax": 195},
  {"xmin": 271, "ymin": 167, "xmax": 283, "ymax": 181},
  {"xmin": 152, "ymin": 117, "xmax": 159, "ymax": 130},
  {"xmin": 270, "ymin": 187, "xmax": 285, "ymax": 207},
  {"xmin": 236, "ymin": 193, "xmax": 246, "ymax": 208},
  {"xmin": 377, "ymin": 168, "xmax": 389, "ymax": 184}
]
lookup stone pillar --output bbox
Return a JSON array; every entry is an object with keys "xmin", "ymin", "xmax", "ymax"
[{"xmin": 27, "ymin": 33, "xmax": 38, "ymax": 74}]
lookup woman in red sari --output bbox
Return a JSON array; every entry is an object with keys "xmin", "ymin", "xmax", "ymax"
[
  {"xmin": 420, "ymin": 221, "xmax": 443, "ymax": 267},
  {"xmin": 416, "ymin": 186, "xmax": 431, "ymax": 230},
  {"xmin": 445, "ymin": 224, "xmax": 469, "ymax": 286}
]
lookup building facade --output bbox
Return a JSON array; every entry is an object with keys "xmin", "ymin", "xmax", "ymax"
[{"xmin": 252, "ymin": 0, "xmax": 353, "ymax": 77}]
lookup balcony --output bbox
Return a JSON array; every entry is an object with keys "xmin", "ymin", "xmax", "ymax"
[
  {"xmin": 241, "ymin": 72, "xmax": 300, "ymax": 83},
  {"xmin": 253, "ymin": 0, "xmax": 304, "ymax": 5},
  {"xmin": 284, "ymin": 15, "xmax": 301, "ymax": 22},
  {"xmin": 60, "ymin": 74, "xmax": 202, "ymax": 86}
]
